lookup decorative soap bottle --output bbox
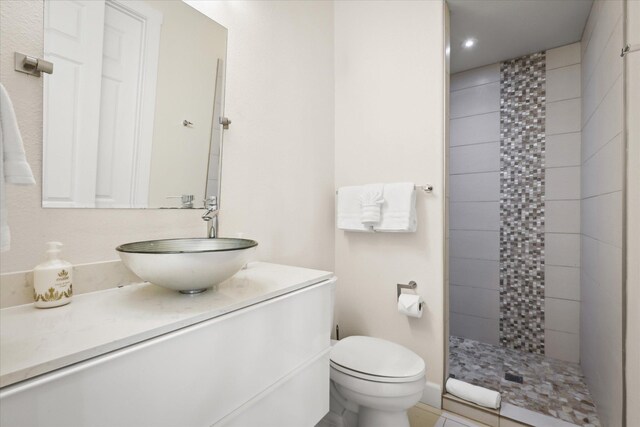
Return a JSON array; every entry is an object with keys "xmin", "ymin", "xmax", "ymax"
[{"xmin": 33, "ymin": 242, "xmax": 73, "ymax": 308}]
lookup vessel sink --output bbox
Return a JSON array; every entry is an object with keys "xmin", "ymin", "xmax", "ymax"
[{"xmin": 116, "ymin": 238, "xmax": 258, "ymax": 294}]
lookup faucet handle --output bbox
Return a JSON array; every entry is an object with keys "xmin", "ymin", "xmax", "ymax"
[
  {"xmin": 204, "ymin": 196, "xmax": 217, "ymax": 209},
  {"xmin": 166, "ymin": 194, "xmax": 194, "ymax": 208}
]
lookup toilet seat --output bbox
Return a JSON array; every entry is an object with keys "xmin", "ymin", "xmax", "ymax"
[{"xmin": 330, "ymin": 336, "xmax": 425, "ymax": 383}]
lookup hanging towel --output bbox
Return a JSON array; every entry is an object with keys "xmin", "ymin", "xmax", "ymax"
[
  {"xmin": 373, "ymin": 182, "xmax": 417, "ymax": 232},
  {"xmin": 358, "ymin": 183, "xmax": 384, "ymax": 225},
  {"xmin": 337, "ymin": 186, "xmax": 373, "ymax": 232},
  {"xmin": 1, "ymin": 83, "xmax": 36, "ymax": 252}
]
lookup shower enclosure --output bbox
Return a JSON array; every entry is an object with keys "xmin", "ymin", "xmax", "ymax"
[{"xmin": 446, "ymin": 1, "xmax": 627, "ymax": 426}]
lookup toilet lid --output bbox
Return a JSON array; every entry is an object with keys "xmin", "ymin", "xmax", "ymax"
[{"xmin": 330, "ymin": 336, "xmax": 425, "ymax": 381}]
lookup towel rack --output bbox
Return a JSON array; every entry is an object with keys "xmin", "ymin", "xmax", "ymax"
[{"xmin": 335, "ymin": 184, "xmax": 433, "ymax": 195}]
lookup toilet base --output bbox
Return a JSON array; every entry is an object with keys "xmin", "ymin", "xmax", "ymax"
[{"xmin": 357, "ymin": 406, "xmax": 409, "ymax": 427}]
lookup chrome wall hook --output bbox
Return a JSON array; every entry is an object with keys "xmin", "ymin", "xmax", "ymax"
[
  {"xmin": 14, "ymin": 52, "xmax": 54, "ymax": 77},
  {"xmin": 219, "ymin": 117, "xmax": 231, "ymax": 129}
]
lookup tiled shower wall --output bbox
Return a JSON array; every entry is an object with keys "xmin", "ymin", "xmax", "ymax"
[
  {"xmin": 449, "ymin": 43, "xmax": 582, "ymax": 362},
  {"xmin": 543, "ymin": 44, "xmax": 582, "ymax": 363},
  {"xmin": 579, "ymin": 0, "xmax": 624, "ymax": 425},
  {"xmin": 450, "ymin": 63, "xmax": 501, "ymax": 345},
  {"xmin": 499, "ymin": 52, "xmax": 546, "ymax": 354}
]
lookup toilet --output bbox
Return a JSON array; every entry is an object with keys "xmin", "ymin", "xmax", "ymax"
[{"xmin": 327, "ymin": 336, "xmax": 426, "ymax": 427}]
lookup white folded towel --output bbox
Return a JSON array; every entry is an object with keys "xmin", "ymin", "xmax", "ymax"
[
  {"xmin": 445, "ymin": 378, "xmax": 501, "ymax": 409},
  {"xmin": 1, "ymin": 83, "xmax": 36, "ymax": 252},
  {"xmin": 358, "ymin": 183, "xmax": 384, "ymax": 225},
  {"xmin": 337, "ymin": 186, "xmax": 373, "ymax": 232},
  {"xmin": 373, "ymin": 182, "xmax": 417, "ymax": 232}
]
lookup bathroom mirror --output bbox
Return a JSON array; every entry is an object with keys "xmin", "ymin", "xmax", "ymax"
[{"xmin": 41, "ymin": 0, "xmax": 227, "ymax": 209}]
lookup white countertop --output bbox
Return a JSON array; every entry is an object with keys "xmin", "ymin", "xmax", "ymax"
[{"xmin": 0, "ymin": 262, "xmax": 333, "ymax": 389}]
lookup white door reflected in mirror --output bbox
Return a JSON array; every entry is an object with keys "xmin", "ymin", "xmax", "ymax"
[{"xmin": 42, "ymin": 0, "xmax": 227, "ymax": 209}]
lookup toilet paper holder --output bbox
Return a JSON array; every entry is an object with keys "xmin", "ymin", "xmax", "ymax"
[{"xmin": 397, "ymin": 281, "xmax": 423, "ymax": 309}]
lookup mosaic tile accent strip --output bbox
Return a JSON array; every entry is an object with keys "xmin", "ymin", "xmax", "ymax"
[
  {"xmin": 499, "ymin": 52, "xmax": 546, "ymax": 354},
  {"xmin": 449, "ymin": 336, "xmax": 600, "ymax": 427}
]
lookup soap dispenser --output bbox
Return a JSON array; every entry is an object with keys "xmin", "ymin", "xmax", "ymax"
[{"xmin": 33, "ymin": 242, "xmax": 73, "ymax": 308}]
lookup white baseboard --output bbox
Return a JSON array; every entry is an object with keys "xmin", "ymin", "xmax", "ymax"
[{"xmin": 420, "ymin": 381, "xmax": 442, "ymax": 408}]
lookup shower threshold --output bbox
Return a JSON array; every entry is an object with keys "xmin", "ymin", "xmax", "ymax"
[{"xmin": 448, "ymin": 336, "xmax": 600, "ymax": 427}]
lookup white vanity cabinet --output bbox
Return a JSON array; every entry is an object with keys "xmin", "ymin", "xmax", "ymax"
[{"xmin": 0, "ymin": 263, "xmax": 336, "ymax": 427}]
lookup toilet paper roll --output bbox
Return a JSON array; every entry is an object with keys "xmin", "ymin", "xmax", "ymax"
[{"xmin": 398, "ymin": 293, "xmax": 424, "ymax": 318}]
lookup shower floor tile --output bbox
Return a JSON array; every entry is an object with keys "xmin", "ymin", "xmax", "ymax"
[{"xmin": 449, "ymin": 336, "xmax": 600, "ymax": 427}]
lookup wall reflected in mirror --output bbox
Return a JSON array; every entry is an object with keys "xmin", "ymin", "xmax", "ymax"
[{"xmin": 42, "ymin": 0, "xmax": 227, "ymax": 208}]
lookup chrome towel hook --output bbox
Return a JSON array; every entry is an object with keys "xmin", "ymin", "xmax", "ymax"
[{"xmin": 14, "ymin": 52, "xmax": 54, "ymax": 77}]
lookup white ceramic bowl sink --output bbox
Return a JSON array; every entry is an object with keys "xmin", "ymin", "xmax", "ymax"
[{"xmin": 116, "ymin": 238, "xmax": 258, "ymax": 294}]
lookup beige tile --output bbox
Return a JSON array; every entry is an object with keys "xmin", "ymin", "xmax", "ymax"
[
  {"xmin": 450, "ymin": 202, "xmax": 499, "ymax": 232},
  {"xmin": 450, "ymin": 285, "xmax": 499, "ymax": 320},
  {"xmin": 547, "ymin": 98, "xmax": 581, "ymax": 135},
  {"xmin": 0, "ymin": 260, "xmax": 141, "ymax": 308},
  {"xmin": 450, "ymin": 82, "xmax": 500, "ymax": 119},
  {"xmin": 582, "ymin": 18, "xmax": 622, "ymax": 124},
  {"xmin": 546, "ymin": 132, "xmax": 581, "ymax": 168},
  {"xmin": 450, "ymin": 230, "xmax": 499, "ymax": 261},
  {"xmin": 450, "ymin": 258, "xmax": 499, "ymax": 290},
  {"xmin": 581, "ymin": 0, "xmax": 622, "ymax": 86},
  {"xmin": 451, "ymin": 64, "xmax": 500, "ymax": 92},
  {"xmin": 546, "ymin": 298, "xmax": 580, "ymax": 333},
  {"xmin": 450, "ymin": 313, "xmax": 499, "ymax": 345},
  {"xmin": 450, "ymin": 142, "xmax": 500, "ymax": 174},
  {"xmin": 582, "ymin": 135, "xmax": 624, "ymax": 198},
  {"xmin": 409, "ymin": 404, "xmax": 443, "ymax": 427},
  {"xmin": 450, "ymin": 112, "xmax": 499, "ymax": 147},
  {"xmin": 546, "ymin": 167, "xmax": 580, "ymax": 200},
  {"xmin": 546, "ymin": 64, "xmax": 581, "ymax": 103},
  {"xmin": 545, "ymin": 200, "xmax": 580, "ymax": 234},
  {"xmin": 499, "ymin": 418, "xmax": 532, "ymax": 427},
  {"xmin": 546, "ymin": 42, "xmax": 580, "ymax": 70},
  {"xmin": 546, "ymin": 233, "xmax": 580, "ymax": 267},
  {"xmin": 0, "ymin": 270, "xmax": 32, "ymax": 309},
  {"xmin": 450, "ymin": 172, "xmax": 499, "ymax": 202},
  {"xmin": 545, "ymin": 265, "xmax": 580, "ymax": 301},
  {"xmin": 581, "ymin": 191, "xmax": 623, "ymax": 248},
  {"xmin": 582, "ymin": 77, "xmax": 623, "ymax": 160},
  {"xmin": 546, "ymin": 329, "xmax": 580, "ymax": 363},
  {"xmin": 500, "ymin": 417, "xmax": 531, "ymax": 427}
]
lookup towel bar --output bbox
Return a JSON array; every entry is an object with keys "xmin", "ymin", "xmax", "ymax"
[{"xmin": 335, "ymin": 184, "xmax": 433, "ymax": 194}]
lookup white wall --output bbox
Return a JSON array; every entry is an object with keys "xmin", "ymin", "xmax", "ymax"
[
  {"xmin": 626, "ymin": 1, "xmax": 640, "ymax": 424},
  {"xmin": 147, "ymin": 0, "xmax": 227, "ymax": 208},
  {"xmin": 580, "ymin": 1, "xmax": 624, "ymax": 426},
  {"xmin": 0, "ymin": 0, "xmax": 335, "ymax": 274},
  {"xmin": 544, "ymin": 42, "xmax": 582, "ymax": 363},
  {"xmin": 333, "ymin": 0, "xmax": 446, "ymax": 391},
  {"xmin": 180, "ymin": 1, "xmax": 336, "ymax": 272},
  {"xmin": 449, "ymin": 64, "xmax": 500, "ymax": 346}
]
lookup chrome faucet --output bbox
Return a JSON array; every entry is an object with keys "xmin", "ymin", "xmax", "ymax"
[{"xmin": 202, "ymin": 196, "xmax": 219, "ymax": 238}]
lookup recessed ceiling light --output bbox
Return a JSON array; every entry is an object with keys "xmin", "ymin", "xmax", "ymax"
[{"xmin": 462, "ymin": 38, "xmax": 477, "ymax": 49}]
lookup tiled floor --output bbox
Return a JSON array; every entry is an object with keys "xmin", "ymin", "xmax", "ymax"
[
  {"xmin": 409, "ymin": 403, "xmax": 493, "ymax": 427},
  {"xmin": 449, "ymin": 336, "xmax": 600, "ymax": 426}
]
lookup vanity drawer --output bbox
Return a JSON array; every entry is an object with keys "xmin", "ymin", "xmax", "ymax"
[{"xmin": 0, "ymin": 279, "xmax": 335, "ymax": 427}]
